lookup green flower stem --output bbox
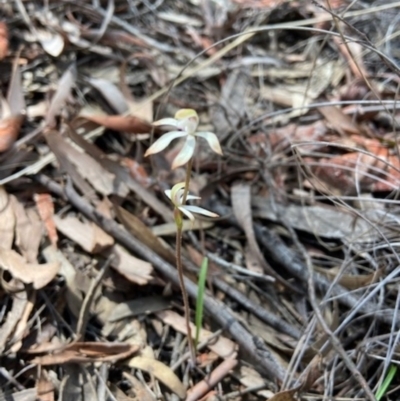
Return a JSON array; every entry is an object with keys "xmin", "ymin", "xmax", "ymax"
[
  {"xmin": 182, "ymin": 157, "xmax": 193, "ymax": 204},
  {"xmin": 174, "ymin": 207, "xmax": 196, "ymax": 365}
]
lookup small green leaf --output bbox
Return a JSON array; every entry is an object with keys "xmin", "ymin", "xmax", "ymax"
[
  {"xmin": 195, "ymin": 257, "xmax": 208, "ymax": 348},
  {"xmin": 376, "ymin": 364, "xmax": 397, "ymax": 400}
]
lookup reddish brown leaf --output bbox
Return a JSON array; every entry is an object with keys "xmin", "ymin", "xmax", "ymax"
[
  {"xmin": 31, "ymin": 341, "xmax": 139, "ymax": 365},
  {"xmin": 81, "ymin": 113, "xmax": 152, "ymax": 134},
  {"xmin": 34, "ymin": 193, "xmax": 58, "ymax": 248},
  {"xmin": 0, "ymin": 22, "xmax": 8, "ymax": 60},
  {"xmin": 0, "ymin": 115, "xmax": 22, "ymax": 152},
  {"xmin": 36, "ymin": 371, "xmax": 54, "ymax": 401},
  {"xmin": 318, "ymin": 105, "xmax": 359, "ymax": 135},
  {"xmin": 121, "ymin": 157, "xmax": 151, "ymax": 187}
]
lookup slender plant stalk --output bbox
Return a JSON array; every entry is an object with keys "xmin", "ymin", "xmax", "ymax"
[
  {"xmin": 182, "ymin": 158, "xmax": 193, "ymax": 203},
  {"xmin": 174, "ymin": 207, "xmax": 196, "ymax": 365}
]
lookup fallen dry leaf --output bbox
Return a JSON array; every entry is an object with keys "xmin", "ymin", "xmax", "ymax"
[
  {"xmin": 36, "ymin": 371, "xmax": 54, "ymax": 401},
  {"xmin": 32, "ymin": 341, "xmax": 139, "ymax": 365},
  {"xmin": 37, "ymin": 28, "xmax": 64, "ymax": 57},
  {"xmin": 0, "ymin": 249, "xmax": 60, "ymax": 290},
  {"xmin": 231, "ymin": 183, "xmax": 297, "ymax": 291},
  {"xmin": 122, "ymin": 372, "xmax": 155, "ymax": 401},
  {"xmin": 87, "ymin": 77, "xmax": 129, "ymax": 114},
  {"xmin": 54, "ymin": 215, "xmax": 114, "ymax": 254},
  {"xmin": 81, "ymin": 113, "xmax": 152, "ymax": 134},
  {"xmin": 126, "ymin": 356, "xmax": 186, "ymax": 399},
  {"xmin": 110, "ymin": 244, "xmax": 153, "ymax": 285},
  {"xmin": 317, "ymin": 105, "xmax": 360, "ymax": 135},
  {"xmin": 0, "ymin": 249, "xmax": 60, "ymax": 289},
  {"xmin": 0, "ymin": 115, "xmax": 22, "ymax": 152},
  {"xmin": 0, "ymin": 186, "xmax": 15, "ymax": 250},
  {"xmin": 34, "ymin": 193, "xmax": 58, "ymax": 248},
  {"xmin": 121, "ymin": 157, "xmax": 151, "ymax": 187},
  {"xmin": 311, "ymin": 150, "xmax": 400, "ymax": 194},
  {"xmin": 0, "ymin": 21, "xmax": 8, "ymax": 60},
  {"xmin": 266, "ymin": 388, "xmax": 298, "ymax": 401},
  {"xmin": 315, "ymin": 266, "xmax": 384, "ymax": 290},
  {"xmin": 0, "ymin": 62, "xmax": 25, "ymax": 151},
  {"xmin": 10, "ymin": 291, "xmax": 36, "ymax": 353},
  {"xmin": 157, "ymin": 310, "xmax": 237, "ymax": 359},
  {"xmin": 114, "ymin": 205, "xmax": 176, "ymax": 264},
  {"xmin": 0, "ymin": 285, "xmax": 27, "ymax": 353},
  {"xmin": 13, "ymin": 198, "xmax": 42, "ymax": 262},
  {"xmin": 45, "ymin": 66, "xmax": 75, "ymax": 127}
]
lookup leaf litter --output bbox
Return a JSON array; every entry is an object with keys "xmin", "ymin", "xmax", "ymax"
[{"xmin": 1, "ymin": 1, "xmax": 400, "ymax": 400}]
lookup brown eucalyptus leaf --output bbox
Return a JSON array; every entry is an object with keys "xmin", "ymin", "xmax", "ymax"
[
  {"xmin": 0, "ymin": 21, "xmax": 8, "ymax": 60},
  {"xmin": 231, "ymin": 183, "xmax": 298, "ymax": 292},
  {"xmin": 0, "ymin": 186, "xmax": 15, "ymax": 250},
  {"xmin": 0, "ymin": 115, "xmax": 22, "ymax": 152},
  {"xmin": 0, "ymin": 286, "xmax": 27, "ymax": 353},
  {"xmin": 54, "ymin": 215, "xmax": 114, "ymax": 254},
  {"xmin": 34, "ymin": 193, "xmax": 58, "ymax": 248},
  {"xmin": 110, "ymin": 244, "xmax": 153, "ymax": 285},
  {"xmin": 114, "ymin": 205, "xmax": 175, "ymax": 264},
  {"xmin": 32, "ymin": 342, "xmax": 139, "ymax": 365},
  {"xmin": 126, "ymin": 356, "xmax": 186, "ymax": 399},
  {"xmin": 0, "ymin": 249, "xmax": 59, "ymax": 289},
  {"xmin": 45, "ymin": 66, "xmax": 75, "ymax": 127},
  {"xmin": 13, "ymin": 198, "xmax": 42, "ymax": 262},
  {"xmin": 81, "ymin": 113, "xmax": 152, "ymax": 134}
]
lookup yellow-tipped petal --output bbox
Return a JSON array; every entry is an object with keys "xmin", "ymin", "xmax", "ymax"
[
  {"xmin": 169, "ymin": 182, "xmax": 186, "ymax": 206},
  {"xmin": 174, "ymin": 109, "xmax": 199, "ymax": 134},
  {"xmin": 174, "ymin": 109, "xmax": 198, "ymax": 121}
]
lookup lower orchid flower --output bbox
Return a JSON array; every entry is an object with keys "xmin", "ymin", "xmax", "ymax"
[{"xmin": 165, "ymin": 182, "xmax": 218, "ymax": 221}]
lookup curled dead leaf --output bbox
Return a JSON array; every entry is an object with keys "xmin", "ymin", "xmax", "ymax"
[
  {"xmin": 315, "ymin": 266, "xmax": 384, "ymax": 290},
  {"xmin": 0, "ymin": 249, "xmax": 59, "ymax": 289},
  {"xmin": 37, "ymin": 29, "xmax": 64, "ymax": 57},
  {"xmin": 126, "ymin": 356, "xmax": 186, "ymax": 399}
]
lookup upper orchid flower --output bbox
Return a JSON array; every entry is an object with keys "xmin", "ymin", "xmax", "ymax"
[
  {"xmin": 165, "ymin": 182, "xmax": 218, "ymax": 222},
  {"xmin": 145, "ymin": 109, "xmax": 223, "ymax": 169}
]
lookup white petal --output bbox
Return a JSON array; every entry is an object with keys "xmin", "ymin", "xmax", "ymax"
[
  {"xmin": 152, "ymin": 118, "xmax": 179, "ymax": 127},
  {"xmin": 164, "ymin": 189, "xmax": 172, "ymax": 200},
  {"xmin": 144, "ymin": 131, "xmax": 187, "ymax": 156},
  {"xmin": 171, "ymin": 136, "xmax": 196, "ymax": 169},
  {"xmin": 178, "ymin": 206, "xmax": 195, "ymax": 221},
  {"xmin": 195, "ymin": 132, "xmax": 223, "ymax": 155},
  {"xmin": 184, "ymin": 205, "xmax": 219, "ymax": 218},
  {"xmin": 186, "ymin": 195, "xmax": 201, "ymax": 201}
]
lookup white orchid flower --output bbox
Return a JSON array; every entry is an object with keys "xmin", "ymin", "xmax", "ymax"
[
  {"xmin": 165, "ymin": 182, "xmax": 218, "ymax": 221},
  {"xmin": 145, "ymin": 109, "xmax": 223, "ymax": 169}
]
